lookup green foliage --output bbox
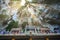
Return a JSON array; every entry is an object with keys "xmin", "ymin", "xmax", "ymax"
[
  {"xmin": 32, "ymin": 0, "xmax": 37, "ymax": 3},
  {"xmin": 6, "ymin": 20, "xmax": 18, "ymax": 31},
  {"xmin": 44, "ymin": 0, "xmax": 60, "ymax": 4},
  {"xmin": 21, "ymin": 22, "xmax": 28, "ymax": 29},
  {"xmin": 11, "ymin": 0, "xmax": 20, "ymax": 1},
  {"xmin": 2, "ymin": 10, "xmax": 7, "ymax": 14},
  {"xmin": 0, "ymin": 14, "xmax": 8, "ymax": 21},
  {"xmin": 0, "ymin": 6, "xmax": 1, "ymax": 10}
]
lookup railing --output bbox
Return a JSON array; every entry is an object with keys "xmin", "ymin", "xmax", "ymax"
[{"xmin": 0, "ymin": 34, "xmax": 60, "ymax": 40}]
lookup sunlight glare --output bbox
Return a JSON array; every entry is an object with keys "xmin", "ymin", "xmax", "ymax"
[{"xmin": 21, "ymin": 0, "xmax": 26, "ymax": 6}]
